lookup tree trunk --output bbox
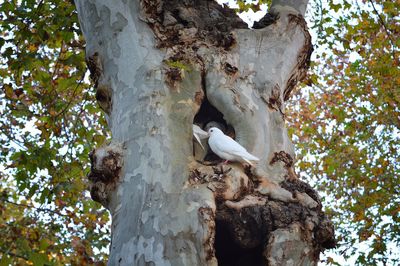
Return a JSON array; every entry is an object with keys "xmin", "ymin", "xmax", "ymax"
[{"xmin": 75, "ymin": 0, "xmax": 335, "ymax": 265}]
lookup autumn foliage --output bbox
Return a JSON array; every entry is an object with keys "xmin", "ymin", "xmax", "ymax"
[
  {"xmin": 0, "ymin": 1, "xmax": 109, "ymax": 264},
  {"xmin": 287, "ymin": 0, "xmax": 399, "ymax": 264}
]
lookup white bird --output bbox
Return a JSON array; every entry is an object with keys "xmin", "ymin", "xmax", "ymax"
[
  {"xmin": 207, "ymin": 127, "xmax": 259, "ymax": 166},
  {"xmin": 193, "ymin": 124, "xmax": 209, "ymax": 150}
]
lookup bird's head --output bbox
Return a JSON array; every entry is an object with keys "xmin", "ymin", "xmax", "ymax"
[{"xmin": 208, "ymin": 127, "xmax": 222, "ymax": 136}]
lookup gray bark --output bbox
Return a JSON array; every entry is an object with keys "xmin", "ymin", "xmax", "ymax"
[{"xmin": 75, "ymin": 0, "xmax": 335, "ymax": 265}]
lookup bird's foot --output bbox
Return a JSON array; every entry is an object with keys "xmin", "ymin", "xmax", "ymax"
[
  {"xmin": 243, "ymin": 164, "xmax": 253, "ymax": 174},
  {"xmin": 213, "ymin": 165, "xmax": 232, "ymax": 177}
]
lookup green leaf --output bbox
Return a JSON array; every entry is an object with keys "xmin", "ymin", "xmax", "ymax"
[
  {"xmin": 0, "ymin": 254, "xmax": 12, "ymax": 266},
  {"xmin": 29, "ymin": 252, "xmax": 49, "ymax": 266},
  {"xmin": 39, "ymin": 187, "xmax": 52, "ymax": 204},
  {"xmin": 325, "ymin": 27, "xmax": 335, "ymax": 35},
  {"xmin": 39, "ymin": 238, "xmax": 50, "ymax": 250},
  {"xmin": 330, "ymin": 3, "xmax": 342, "ymax": 12},
  {"xmin": 28, "ymin": 183, "xmax": 39, "ymax": 198}
]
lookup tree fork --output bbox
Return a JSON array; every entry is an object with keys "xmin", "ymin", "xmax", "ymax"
[{"xmin": 76, "ymin": 0, "xmax": 335, "ymax": 265}]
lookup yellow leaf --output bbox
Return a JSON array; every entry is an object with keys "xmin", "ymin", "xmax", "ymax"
[
  {"xmin": 27, "ymin": 44, "xmax": 38, "ymax": 52},
  {"xmin": 3, "ymin": 84, "xmax": 13, "ymax": 98}
]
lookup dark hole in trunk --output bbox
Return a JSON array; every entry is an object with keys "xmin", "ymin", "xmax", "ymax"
[
  {"xmin": 193, "ymin": 97, "xmax": 235, "ymax": 161},
  {"xmin": 193, "ymin": 97, "xmax": 227, "ymax": 130},
  {"xmin": 215, "ymin": 219, "xmax": 265, "ymax": 266}
]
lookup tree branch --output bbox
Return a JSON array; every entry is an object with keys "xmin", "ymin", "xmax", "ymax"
[
  {"xmin": 53, "ymin": 70, "xmax": 86, "ymax": 119},
  {"xmin": 3, "ymin": 199, "xmax": 69, "ymax": 217},
  {"xmin": 368, "ymin": 0, "xmax": 397, "ymax": 61},
  {"xmin": 271, "ymin": 0, "xmax": 309, "ymax": 16},
  {"xmin": 0, "ymin": 248, "xmax": 29, "ymax": 261}
]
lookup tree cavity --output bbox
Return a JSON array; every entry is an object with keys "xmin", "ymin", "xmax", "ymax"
[{"xmin": 193, "ymin": 96, "xmax": 235, "ymax": 162}]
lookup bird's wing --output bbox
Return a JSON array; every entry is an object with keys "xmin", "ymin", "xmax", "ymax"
[
  {"xmin": 213, "ymin": 134, "xmax": 248, "ymax": 154},
  {"xmin": 215, "ymin": 135, "xmax": 259, "ymax": 161}
]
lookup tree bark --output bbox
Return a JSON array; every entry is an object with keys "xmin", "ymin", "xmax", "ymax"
[{"xmin": 75, "ymin": 0, "xmax": 335, "ymax": 265}]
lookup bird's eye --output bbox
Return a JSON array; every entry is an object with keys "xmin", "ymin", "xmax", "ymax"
[{"xmin": 211, "ymin": 129, "xmax": 213, "ymax": 132}]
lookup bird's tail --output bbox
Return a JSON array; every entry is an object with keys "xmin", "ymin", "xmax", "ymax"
[
  {"xmin": 242, "ymin": 152, "xmax": 259, "ymax": 166},
  {"xmin": 244, "ymin": 153, "xmax": 259, "ymax": 162}
]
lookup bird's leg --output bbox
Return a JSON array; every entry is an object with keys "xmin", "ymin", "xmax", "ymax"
[
  {"xmin": 223, "ymin": 160, "xmax": 229, "ymax": 164},
  {"xmin": 219, "ymin": 165, "xmax": 232, "ymax": 175},
  {"xmin": 212, "ymin": 165, "xmax": 232, "ymax": 177}
]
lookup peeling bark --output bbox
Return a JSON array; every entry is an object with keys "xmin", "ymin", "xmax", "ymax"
[
  {"xmin": 283, "ymin": 14, "xmax": 313, "ymax": 101},
  {"xmin": 75, "ymin": 0, "xmax": 335, "ymax": 265}
]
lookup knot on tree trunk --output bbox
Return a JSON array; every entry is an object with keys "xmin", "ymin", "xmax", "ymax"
[
  {"xmin": 86, "ymin": 52, "xmax": 112, "ymax": 114},
  {"xmin": 88, "ymin": 142, "xmax": 124, "ymax": 208}
]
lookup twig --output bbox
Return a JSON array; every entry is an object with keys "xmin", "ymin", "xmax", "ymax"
[
  {"xmin": 0, "ymin": 248, "xmax": 29, "ymax": 261},
  {"xmin": 4, "ymin": 199, "xmax": 69, "ymax": 217},
  {"xmin": 368, "ymin": 0, "xmax": 397, "ymax": 61},
  {"xmin": 53, "ymin": 71, "xmax": 86, "ymax": 119}
]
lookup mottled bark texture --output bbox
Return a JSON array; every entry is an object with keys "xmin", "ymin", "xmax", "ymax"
[{"xmin": 75, "ymin": 0, "xmax": 335, "ymax": 265}]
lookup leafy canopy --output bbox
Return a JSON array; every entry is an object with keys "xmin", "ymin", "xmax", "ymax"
[
  {"xmin": 288, "ymin": 0, "xmax": 400, "ymax": 265},
  {"xmin": 0, "ymin": 0, "xmax": 109, "ymax": 264}
]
